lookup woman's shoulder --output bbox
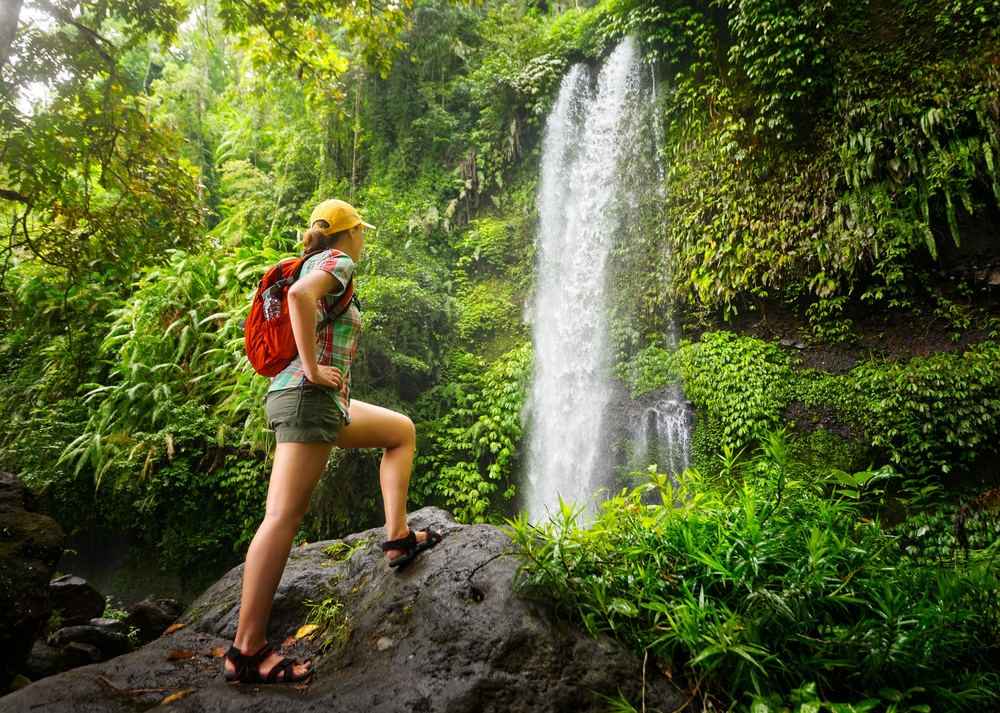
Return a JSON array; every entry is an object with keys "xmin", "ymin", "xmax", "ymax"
[{"xmin": 308, "ymin": 249, "xmax": 354, "ymax": 270}]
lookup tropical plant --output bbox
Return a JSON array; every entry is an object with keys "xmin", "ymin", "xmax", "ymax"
[
  {"xmin": 415, "ymin": 343, "xmax": 530, "ymax": 522},
  {"xmin": 507, "ymin": 432, "xmax": 1000, "ymax": 712}
]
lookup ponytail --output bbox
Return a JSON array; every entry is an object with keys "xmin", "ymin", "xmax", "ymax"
[{"xmin": 303, "ymin": 220, "xmax": 351, "ymax": 254}]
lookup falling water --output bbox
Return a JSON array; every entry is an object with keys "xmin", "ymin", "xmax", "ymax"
[
  {"xmin": 527, "ymin": 37, "xmax": 684, "ymax": 521},
  {"xmin": 633, "ymin": 397, "xmax": 693, "ymax": 478}
]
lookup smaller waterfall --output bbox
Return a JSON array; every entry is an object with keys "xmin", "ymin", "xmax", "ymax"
[{"xmin": 632, "ymin": 397, "xmax": 693, "ymax": 479}]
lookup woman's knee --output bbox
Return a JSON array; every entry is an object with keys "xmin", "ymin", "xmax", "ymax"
[
  {"xmin": 399, "ymin": 415, "xmax": 415, "ymax": 447},
  {"xmin": 384, "ymin": 416, "xmax": 415, "ymax": 452},
  {"xmin": 261, "ymin": 508, "xmax": 306, "ymax": 534}
]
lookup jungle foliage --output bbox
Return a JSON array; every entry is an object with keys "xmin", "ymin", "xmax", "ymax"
[
  {"xmin": 1, "ymin": 2, "xmax": 998, "ymax": 701},
  {"xmin": 509, "ymin": 437, "xmax": 1000, "ymax": 712}
]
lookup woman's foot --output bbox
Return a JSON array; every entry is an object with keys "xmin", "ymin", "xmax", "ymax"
[
  {"xmin": 382, "ymin": 528, "xmax": 444, "ymax": 566},
  {"xmin": 384, "ymin": 529, "xmax": 425, "ymax": 561},
  {"xmin": 224, "ymin": 643, "xmax": 311, "ymax": 682}
]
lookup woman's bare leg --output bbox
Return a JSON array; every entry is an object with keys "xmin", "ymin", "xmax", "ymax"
[
  {"xmin": 226, "ymin": 440, "xmax": 332, "ymax": 679},
  {"xmin": 336, "ymin": 400, "xmax": 425, "ymax": 558}
]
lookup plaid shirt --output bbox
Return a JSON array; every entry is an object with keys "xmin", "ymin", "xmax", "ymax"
[{"xmin": 268, "ymin": 250, "xmax": 361, "ymax": 423}]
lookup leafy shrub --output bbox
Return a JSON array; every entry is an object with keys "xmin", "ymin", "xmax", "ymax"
[
  {"xmin": 507, "ymin": 433, "xmax": 1000, "ymax": 712},
  {"xmin": 414, "ymin": 344, "xmax": 530, "ymax": 522},
  {"xmin": 0, "ymin": 260, "xmax": 119, "ymax": 423},
  {"xmin": 627, "ymin": 333, "xmax": 1000, "ymax": 481},
  {"xmin": 625, "ymin": 333, "xmax": 795, "ymax": 453},
  {"xmin": 848, "ymin": 341, "xmax": 1000, "ymax": 475}
]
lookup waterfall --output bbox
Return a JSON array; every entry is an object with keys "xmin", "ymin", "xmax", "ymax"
[
  {"xmin": 634, "ymin": 397, "xmax": 693, "ymax": 479},
  {"xmin": 527, "ymin": 37, "xmax": 683, "ymax": 522}
]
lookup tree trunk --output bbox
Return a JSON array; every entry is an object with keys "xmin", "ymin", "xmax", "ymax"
[
  {"xmin": 0, "ymin": 0, "xmax": 25, "ymax": 74},
  {"xmin": 350, "ymin": 65, "xmax": 361, "ymax": 202}
]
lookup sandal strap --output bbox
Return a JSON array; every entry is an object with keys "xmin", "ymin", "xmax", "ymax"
[
  {"xmin": 380, "ymin": 529, "xmax": 416, "ymax": 555},
  {"xmin": 252, "ymin": 643, "xmax": 273, "ymax": 659},
  {"xmin": 421, "ymin": 529, "xmax": 443, "ymax": 547},
  {"xmin": 226, "ymin": 643, "xmax": 273, "ymax": 681},
  {"xmin": 266, "ymin": 657, "xmax": 296, "ymax": 684}
]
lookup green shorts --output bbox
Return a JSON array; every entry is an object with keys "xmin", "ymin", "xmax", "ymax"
[{"xmin": 266, "ymin": 386, "xmax": 343, "ymax": 444}]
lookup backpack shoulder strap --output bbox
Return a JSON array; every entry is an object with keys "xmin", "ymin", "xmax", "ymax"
[
  {"xmin": 288, "ymin": 247, "xmax": 328, "ymax": 281},
  {"xmin": 315, "ymin": 278, "xmax": 357, "ymax": 333}
]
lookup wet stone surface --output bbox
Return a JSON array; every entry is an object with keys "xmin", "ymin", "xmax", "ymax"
[{"xmin": 1, "ymin": 507, "xmax": 685, "ymax": 713}]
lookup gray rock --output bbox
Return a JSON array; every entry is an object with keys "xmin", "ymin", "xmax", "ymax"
[
  {"xmin": 50, "ymin": 625, "xmax": 131, "ymax": 660},
  {"xmin": 0, "ymin": 472, "xmax": 40, "ymax": 512},
  {"xmin": 49, "ymin": 575, "xmax": 105, "ymax": 626},
  {"xmin": 60, "ymin": 642, "xmax": 102, "ymax": 669},
  {"xmin": 0, "ymin": 471, "xmax": 66, "ymax": 691},
  {"xmin": 1, "ymin": 507, "xmax": 686, "ymax": 713},
  {"xmin": 157, "ymin": 599, "xmax": 185, "ymax": 619},
  {"xmin": 19, "ymin": 639, "xmax": 64, "ymax": 681},
  {"xmin": 126, "ymin": 599, "xmax": 182, "ymax": 645},
  {"xmin": 88, "ymin": 618, "xmax": 128, "ymax": 635}
]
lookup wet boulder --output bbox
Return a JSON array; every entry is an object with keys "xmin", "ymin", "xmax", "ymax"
[
  {"xmin": 19, "ymin": 639, "xmax": 64, "ymax": 682},
  {"xmin": 50, "ymin": 625, "xmax": 132, "ymax": 661},
  {"xmin": 126, "ymin": 598, "xmax": 184, "ymax": 645},
  {"xmin": 60, "ymin": 642, "xmax": 102, "ymax": 670},
  {"xmin": 88, "ymin": 618, "xmax": 128, "ymax": 635},
  {"xmin": 3, "ymin": 507, "xmax": 687, "ymax": 712},
  {"xmin": 0, "ymin": 471, "xmax": 66, "ymax": 691},
  {"xmin": 49, "ymin": 575, "xmax": 105, "ymax": 627}
]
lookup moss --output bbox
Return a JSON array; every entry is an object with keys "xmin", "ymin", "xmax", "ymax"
[{"xmin": 786, "ymin": 428, "xmax": 868, "ymax": 475}]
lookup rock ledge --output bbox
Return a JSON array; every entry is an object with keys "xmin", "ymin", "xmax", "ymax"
[{"xmin": 0, "ymin": 507, "xmax": 685, "ymax": 712}]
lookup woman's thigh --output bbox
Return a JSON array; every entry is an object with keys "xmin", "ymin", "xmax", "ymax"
[
  {"xmin": 266, "ymin": 440, "xmax": 334, "ymax": 519},
  {"xmin": 336, "ymin": 400, "xmax": 414, "ymax": 450}
]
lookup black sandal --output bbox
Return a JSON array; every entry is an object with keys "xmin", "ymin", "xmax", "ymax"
[
  {"xmin": 381, "ymin": 528, "xmax": 444, "ymax": 568},
  {"xmin": 224, "ymin": 643, "xmax": 311, "ymax": 683}
]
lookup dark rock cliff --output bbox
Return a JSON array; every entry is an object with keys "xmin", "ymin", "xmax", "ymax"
[{"xmin": 0, "ymin": 472, "xmax": 66, "ymax": 691}]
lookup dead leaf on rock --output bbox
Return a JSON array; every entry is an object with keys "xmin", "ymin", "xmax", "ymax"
[
  {"xmin": 168, "ymin": 651, "xmax": 196, "ymax": 660},
  {"xmin": 208, "ymin": 647, "xmax": 227, "ymax": 658},
  {"xmin": 296, "ymin": 624, "xmax": 318, "ymax": 639},
  {"xmin": 281, "ymin": 636, "xmax": 296, "ymax": 647},
  {"xmin": 97, "ymin": 675, "xmax": 121, "ymax": 690},
  {"xmin": 160, "ymin": 689, "xmax": 196, "ymax": 705},
  {"xmin": 164, "ymin": 624, "xmax": 184, "ymax": 634}
]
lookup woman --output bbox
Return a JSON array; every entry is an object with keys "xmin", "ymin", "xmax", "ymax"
[{"xmin": 224, "ymin": 199, "xmax": 442, "ymax": 684}]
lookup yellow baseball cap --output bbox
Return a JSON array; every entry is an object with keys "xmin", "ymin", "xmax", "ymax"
[{"xmin": 308, "ymin": 199, "xmax": 377, "ymax": 235}]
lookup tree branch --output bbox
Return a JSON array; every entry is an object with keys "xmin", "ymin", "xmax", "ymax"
[
  {"xmin": 230, "ymin": 0, "xmax": 314, "ymax": 76},
  {"xmin": 0, "ymin": 188, "xmax": 31, "ymax": 204},
  {"xmin": 34, "ymin": 0, "xmax": 117, "ymax": 67}
]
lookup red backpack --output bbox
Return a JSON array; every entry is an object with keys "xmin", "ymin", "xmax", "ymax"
[{"xmin": 244, "ymin": 249, "xmax": 358, "ymax": 377}]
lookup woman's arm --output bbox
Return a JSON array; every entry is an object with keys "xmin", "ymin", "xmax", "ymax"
[{"xmin": 288, "ymin": 269, "xmax": 343, "ymax": 390}]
